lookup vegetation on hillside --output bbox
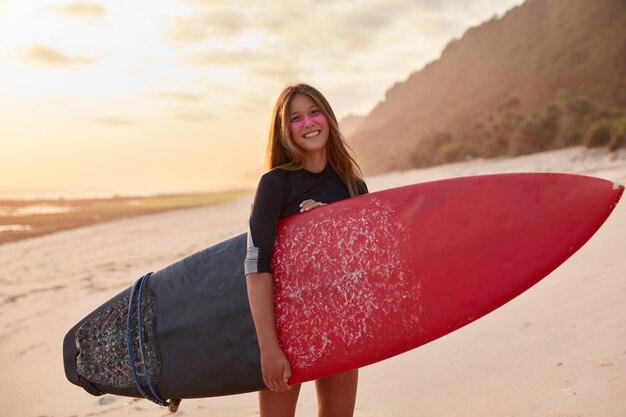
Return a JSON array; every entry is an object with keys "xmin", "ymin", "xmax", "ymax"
[{"xmin": 411, "ymin": 95, "xmax": 626, "ymax": 167}]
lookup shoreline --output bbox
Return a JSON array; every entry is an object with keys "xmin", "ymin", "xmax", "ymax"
[{"xmin": 0, "ymin": 190, "xmax": 251, "ymax": 246}]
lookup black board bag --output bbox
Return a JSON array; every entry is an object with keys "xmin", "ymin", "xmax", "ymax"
[{"xmin": 63, "ymin": 233, "xmax": 265, "ymax": 407}]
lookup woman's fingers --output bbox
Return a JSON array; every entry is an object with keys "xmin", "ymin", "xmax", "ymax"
[
  {"xmin": 283, "ymin": 360, "xmax": 292, "ymax": 384},
  {"xmin": 299, "ymin": 199, "xmax": 326, "ymax": 212},
  {"xmin": 299, "ymin": 199, "xmax": 314, "ymax": 211},
  {"xmin": 261, "ymin": 351, "xmax": 292, "ymax": 392},
  {"xmin": 264, "ymin": 375, "xmax": 279, "ymax": 392},
  {"xmin": 280, "ymin": 360, "xmax": 291, "ymax": 391},
  {"xmin": 272, "ymin": 360, "xmax": 292, "ymax": 391},
  {"xmin": 265, "ymin": 375, "xmax": 290, "ymax": 392}
]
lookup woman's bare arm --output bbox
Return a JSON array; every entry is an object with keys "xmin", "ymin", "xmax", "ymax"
[{"xmin": 246, "ymin": 272, "xmax": 292, "ymax": 392}]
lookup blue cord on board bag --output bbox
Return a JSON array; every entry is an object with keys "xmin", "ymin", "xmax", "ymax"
[{"xmin": 126, "ymin": 272, "xmax": 169, "ymax": 407}]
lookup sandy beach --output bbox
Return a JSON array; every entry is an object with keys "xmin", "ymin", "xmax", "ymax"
[{"xmin": 1, "ymin": 146, "xmax": 625, "ymax": 417}]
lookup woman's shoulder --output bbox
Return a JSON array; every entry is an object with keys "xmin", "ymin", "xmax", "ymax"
[
  {"xmin": 256, "ymin": 167, "xmax": 289, "ymax": 190},
  {"xmin": 261, "ymin": 166, "xmax": 290, "ymax": 180}
]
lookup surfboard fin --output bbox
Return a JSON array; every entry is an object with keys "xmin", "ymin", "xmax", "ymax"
[{"xmin": 168, "ymin": 398, "xmax": 182, "ymax": 413}]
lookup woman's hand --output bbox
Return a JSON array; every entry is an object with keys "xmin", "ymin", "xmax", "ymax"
[
  {"xmin": 299, "ymin": 199, "xmax": 326, "ymax": 212},
  {"xmin": 260, "ymin": 345, "xmax": 292, "ymax": 392}
]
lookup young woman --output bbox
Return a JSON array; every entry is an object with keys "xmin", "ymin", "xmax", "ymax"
[{"xmin": 244, "ymin": 83, "xmax": 368, "ymax": 417}]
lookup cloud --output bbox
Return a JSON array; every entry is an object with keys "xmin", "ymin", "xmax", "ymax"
[
  {"xmin": 248, "ymin": 1, "xmax": 421, "ymax": 50},
  {"xmin": 188, "ymin": 47, "xmax": 301, "ymax": 86},
  {"xmin": 153, "ymin": 92, "xmax": 205, "ymax": 103},
  {"xmin": 190, "ymin": 49, "xmax": 253, "ymax": 66},
  {"xmin": 89, "ymin": 117, "xmax": 135, "ymax": 127},
  {"xmin": 175, "ymin": 111, "xmax": 213, "ymax": 123},
  {"xmin": 23, "ymin": 45, "xmax": 97, "ymax": 66},
  {"xmin": 254, "ymin": 63, "xmax": 301, "ymax": 84},
  {"xmin": 169, "ymin": 10, "xmax": 251, "ymax": 43},
  {"xmin": 49, "ymin": 1, "xmax": 106, "ymax": 20},
  {"xmin": 173, "ymin": 1, "xmax": 430, "ymax": 90},
  {"xmin": 413, "ymin": 14, "xmax": 467, "ymax": 40},
  {"xmin": 177, "ymin": 1, "xmax": 425, "ymax": 85},
  {"xmin": 330, "ymin": 1, "xmax": 427, "ymax": 47},
  {"xmin": 168, "ymin": 24, "xmax": 208, "ymax": 43}
]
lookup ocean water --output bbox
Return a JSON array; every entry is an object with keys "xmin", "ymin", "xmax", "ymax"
[
  {"xmin": 0, "ymin": 204, "xmax": 76, "ymax": 217},
  {"xmin": 0, "ymin": 204, "xmax": 78, "ymax": 234},
  {"xmin": 0, "ymin": 224, "xmax": 32, "ymax": 233}
]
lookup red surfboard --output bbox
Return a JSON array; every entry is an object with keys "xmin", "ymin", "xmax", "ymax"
[
  {"xmin": 64, "ymin": 173, "xmax": 623, "ymax": 408},
  {"xmin": 272, "ymin": 173, "xmax": 624, "ymax": 383}
]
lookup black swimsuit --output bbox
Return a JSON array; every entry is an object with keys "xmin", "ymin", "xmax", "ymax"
[{"xmin": 244, "ymin": 165, "xmax": 368, "ymax": 275}]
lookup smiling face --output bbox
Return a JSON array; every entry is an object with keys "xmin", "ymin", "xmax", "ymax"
[{"xmin": 288, "ymin": 94, "xmax": 329, "ymax": 157}]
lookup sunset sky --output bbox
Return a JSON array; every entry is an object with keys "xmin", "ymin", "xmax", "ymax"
[{"xmin": 0, "ymin": 0, "xmax": 523, "ymax": 198}]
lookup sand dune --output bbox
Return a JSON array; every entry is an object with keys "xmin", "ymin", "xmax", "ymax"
[{"xmin": 0, "ymin": 147, "xmax": 624, "ymax": 417}]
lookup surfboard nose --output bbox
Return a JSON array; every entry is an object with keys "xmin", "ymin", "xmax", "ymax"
[{"xmin": 63, "ymin": 322, "xmax": 104, "ymax": 396}]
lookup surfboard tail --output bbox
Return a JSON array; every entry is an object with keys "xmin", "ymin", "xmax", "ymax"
[
  {"xmin": 63, "ymin": 320, "xmax": 105, "ymax": 396},
  {"xmin": 63, "ymin": 286, "xmax": 150, "ymax": 399}
]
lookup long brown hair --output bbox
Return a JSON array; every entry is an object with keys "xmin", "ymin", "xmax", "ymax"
[{"xmin": 265, "ymin": 83, "xmax": 366, "ymax": 197}]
